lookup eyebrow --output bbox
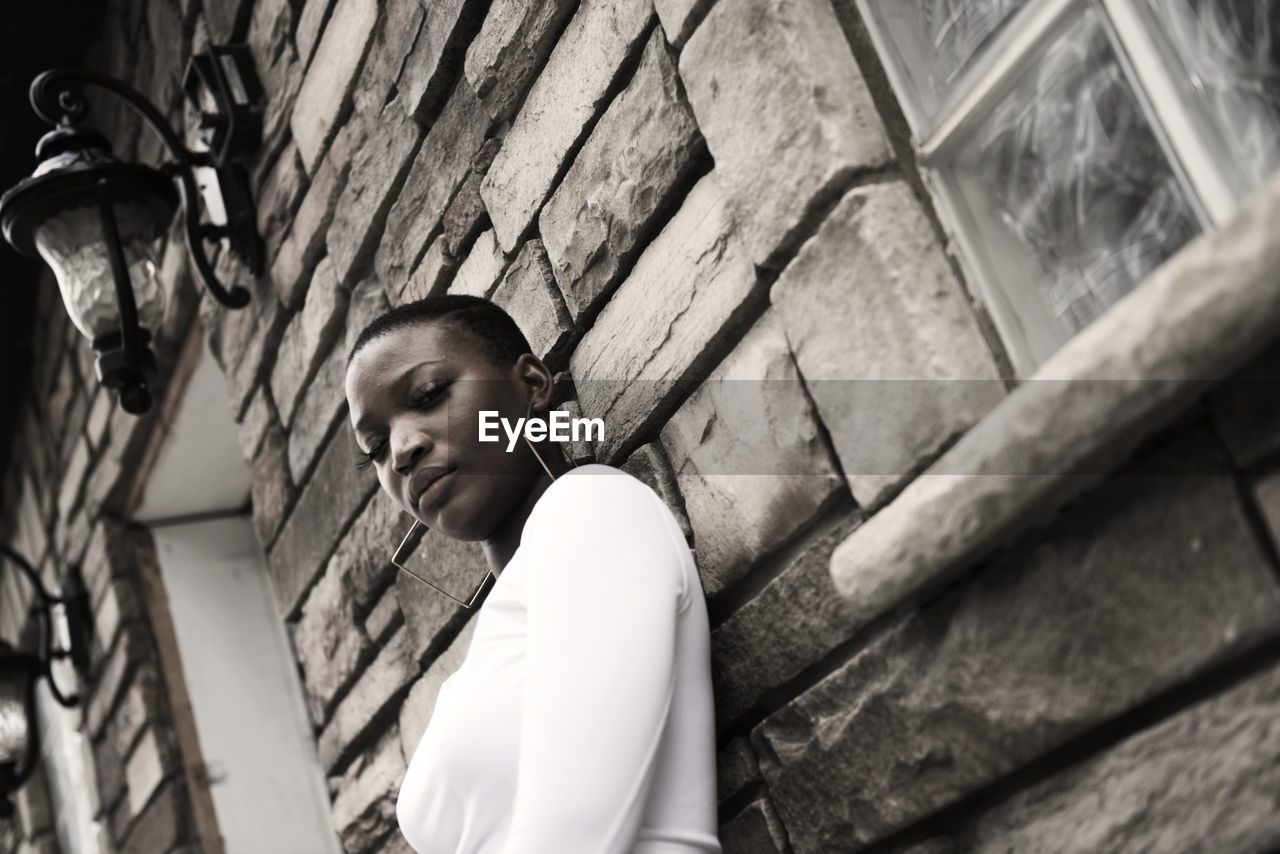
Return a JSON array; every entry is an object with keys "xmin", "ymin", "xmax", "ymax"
[{"xmin": 353, "ymin": 359, "xmax": 443, "ymax": 434}]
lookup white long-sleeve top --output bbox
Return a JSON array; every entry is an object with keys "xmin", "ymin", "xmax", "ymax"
[{"xmin": 396, "ymin": 463, "xmax": 722, "ymax": 854}]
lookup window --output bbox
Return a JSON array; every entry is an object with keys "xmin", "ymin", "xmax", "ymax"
[{"xmin": 855, "ymin": 0, "xmax": 1280, "ymax": 374}]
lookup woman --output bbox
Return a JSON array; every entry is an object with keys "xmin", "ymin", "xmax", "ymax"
[{"xmin": 344, "ymin": 294, "xmax": 722, "ymax": 854}]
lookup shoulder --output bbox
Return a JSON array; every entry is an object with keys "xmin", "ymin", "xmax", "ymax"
[{"xmin": 524, "ymin": 464, "xmax": 683, "ymax": 553}]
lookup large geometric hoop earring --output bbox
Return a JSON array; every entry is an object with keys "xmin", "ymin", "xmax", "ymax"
[{"xmin": 391, "ymin": 521, "xmax": 492, "ymax": 609}]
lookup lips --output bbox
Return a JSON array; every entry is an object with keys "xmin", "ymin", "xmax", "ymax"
[{"xmin": 409, "ymin": 465, "xmax": 454, "ymax": 511}]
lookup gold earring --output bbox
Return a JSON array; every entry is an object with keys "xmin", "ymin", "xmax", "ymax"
[{"xmin": 391, "ymin": 520, "xmax": 492, "ymax": 609}]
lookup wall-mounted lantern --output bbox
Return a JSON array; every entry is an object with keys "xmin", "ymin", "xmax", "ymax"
[
  {"xmin": 0, "ymin": 546, "xmax": 92, "ymax": 818},
  {"xmin": 0, "ymin": 44, "xmax": 266, "ymax": 414}
]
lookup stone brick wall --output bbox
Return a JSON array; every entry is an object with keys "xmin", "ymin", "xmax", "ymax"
[{"xmin": 3, "ymin": 0, "xmax": 1280, "ymax": 853}]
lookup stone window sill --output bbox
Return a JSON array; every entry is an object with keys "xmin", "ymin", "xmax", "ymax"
[{"xmin": 830, "ymin": 168, "xmax": 1280, "ymax": 625}]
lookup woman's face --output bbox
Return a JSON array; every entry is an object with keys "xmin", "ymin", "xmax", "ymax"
[{"xmin": 344, "ymin": 319, "xmax": 549, "ymax": 542}]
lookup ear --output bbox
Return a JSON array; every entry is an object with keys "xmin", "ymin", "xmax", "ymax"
[{"xmin": 513, "ymin": 353, "xmax": 556, "ymax": 413}]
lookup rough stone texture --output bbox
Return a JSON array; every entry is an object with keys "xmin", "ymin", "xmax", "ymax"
[
  {"xmin": 441, "ymin": 171, "xmax": 491, "ymax": 259},
  {"xmin": 236, "ymin": 385, "xmax": 272, "ymax": 464},
  {"xmin": 491, "ymin": 240, "xmax": 574, "ymax": 362},
  {"xmin": 318, "ymin": 626, "xmax": 418, "ymax": 772},
  {"xmin": 661, "ymin": 311, "xmax": 846, "ymax": 596},
  {"xmin": 399, "ymin": 618, "xmax": 479, "ymax": 760},
  {"xmin": 286, "ymin": 341, "xmax": 347, "ymax": 484},
  {"xmin": 829, "ymin": 170, "xmax": 1280, "ymax": 625},
  {"xmin": 227, "ymin": 296, "xmax": 290, "ymax": 420},
  {"xmin": 364, "ymin": 584, "xmax": 404, "ymax": 645},
  {"xmin": 333, "ymin": 490, "xmax": 406, "ymax": 614},
  {"xmin": 464, "ymin": 0, "xmax": 579, "ymax": 123},
  {"xmin": 343, "ymin": 277, "xmax": 393, "ymax": 358},
  {"xmin": 271, "ymin": 257, "xmax": 351, "ymax": 426},
  {"xmin": 325, "ymin": 104, "xmax": 425, "ymax": 290},
  {"xmin": 271, "ymin": 120, "xmax": 361, "ymax": 311},
  {"xmin": 294, "ymin": 556, "xmax": 375, "ymax": 726},
  {"xmin": 719, "ymin": 796, "xmax": 790, "ymax": 854},
  {"xmin": 268, "ymin": 429, "xmax": 379, "ymax": 619},
  {"xmin": 397, "ymin": 0, "xmax": 488, "ymax": 123},
  {"xmin": 294, "ymin": 0, "xmax": 336, "ymax": 69},
  {"xmin": 250, "ymin": 423, "xmax": 294, "ymax": 547},
  {"xmin": 618, "ymin": 442, "xmax": 692, "ymax": 542},
  {"xmin": 711, "ymin": 513, "xmax": 860, "ymax": 726},
  {"xmin": 717, "ymin": 737, "xmax": 761, "ymax": 805},
  {"xmin": 1211, "ymin": 342, "xmax": 1280, "ymax": 467},
  {"xmin": 948, "ymin": 657, "xmax": 1280, "ymax": 854},
  {"xmin": 752, "ymin": 431, "xmax": 1280, "ymax": 852},
  {"xmin": 680, "ymin": 0, "xmax": 893, "ymax": 267},
  {"xmin": 570, "ymin": 174, "xmax": 763, "ymax": 463},
  {"xmin": 395, "ymin": 529, "xmax": 491, "ymax": 664},
  {"xmin": 376, "ymin": 79, "xmax": 489, "ymax": 289},
  {"xmin": 447, "ymin": 229, "xmax": 509, "ymax": 298},
  {"xmin": 289, "ymin": 0, "xmax": 379, "ymax": 173},
  {"xmin": 400, "ymin": 237, "xmax": 459, "ymax": 304},
  {"xmin": 480, "ymin": 0, "xmax": 654, "ymax": 252},
  {"xmin": 331, "ymin": 727, "xmax": 407, "ymax": 854},
  {"xmin": 654, "ymin": 0, "xmax": 715, "ymax": 46},
  {"xmin": 118, "ymin": 780, "xmax": 188, "ymax": 854},
  {"xmin": 771, "ymin": 181, "xmax": 1005, "ymax": 510},
  {"xmin": 539, "ymin": 29, "xmax": 704, "ymax": 322},
  {"xmin": 255, "ymin": 143, "xmax": 309, "ymax": 264},
  {"xmin": 351, "ymin": 0, "xmax": 425, "ymax": 117}
]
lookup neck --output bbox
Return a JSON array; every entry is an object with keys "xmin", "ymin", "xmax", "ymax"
[{"xmin": 482, "ymin": 442, "xmax": 575, "ymax": 576}]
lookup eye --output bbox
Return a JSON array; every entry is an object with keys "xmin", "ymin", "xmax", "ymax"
[
  {"xmin": 410, "ymin": 381, "xmax": 447, "ymax": 409},
  {"xmin": 355, "ymin": 439, "xmax": 386, "ymax": 471}
]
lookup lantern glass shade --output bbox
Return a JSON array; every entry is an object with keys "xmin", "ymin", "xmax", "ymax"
[
  {"xmin": 32, "ymin": 198, "xmax": 166, "ymax": 341},
  {"xmin": 0, "ymin": 672, "xmax": 29, "ymax": 769}
]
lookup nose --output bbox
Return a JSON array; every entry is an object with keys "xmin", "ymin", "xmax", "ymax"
[{"xmin": 389, "ymin": 418, "xmax": 433, "ymax": 475}]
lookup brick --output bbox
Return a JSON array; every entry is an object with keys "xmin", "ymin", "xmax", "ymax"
[
  {"xmin": 268, "ymin": 429, "xmax": 379, "ymax": 619},
  {"xmin": 290, "ymin": 0, "xmax": 379, "ymax": 172},
  {"xmin": 394, "ymin": 529, "xmax": 490, "ymax": 665},
  {"xmin": 950, "ymin": 657, "xmax": 1280, "ymax": 854},
  {"xmin": 251, "ymin": 423, "xmax": 295, "ymax": 547},
  {"xmin": 56, "ymin": 436, "xmax": 92, "ymax": 522},
  {"xmin": 661, "ymin": 310, "xmax": 846, "ymax": 596},
  {"xmin": 286, "ymin": 342, "xmax": 348, "ymax": 484},
  {"xmin": 351, "ymin": 0, "xmax": 426, "ymax": 117},
  {"xmin": 540, "ymin": 29, "xmax": 704, "ymax": 322},
  {"xmin": 618, "ymin": 442, "xmax": 692, "ymax": 542},
  {"xmin": 399, "ymin": 237, "xmax": 458, "ymax": 304},
  {"xmin": 480, "ymin": 0, "xmax": 654, "ymax": 252},
  {"xmin": 569, "ymin": 173, "xmax": 762, "ymax": 463},
  {"xmin": 399, "ymin": 618, "xmax": 479, "ymax": 760},
  {"xmin": 441, "ymin": 171, "xmax": 490, "ymax": 258},
  {"xmin": 464, "ymin": 0, "xmax": 579, "ymax": 123},
  {"xmin": 295, "ymin": 0, "xmax": 336, "ymax": 68},
  {"xmin": 236, "ymin": 385, "xmax": 273, "ymax": 464},
  {"xmin": 447, "ymin": 229, "xmax": 509, "ymax": 298},
  {"xmin": 396, "ymin": 0, "xmax": 488, "ymax": 123},
  {"xmin": 654, "ymin": 0, "xmax": 714, "ymax": 46},
  {"xmin": 710, "ymin": 513, "xmax": 860, "ymax": 727},
  {"xmin": 318, "ymin": 627, "xmax": 418, "ymax": 771},
  {"xmin": 256, "ymin": 144, "xmax": 309, "ymax": 262},
  {"xmin": 330, "ymin": 727, "xmax": 407, "ymax": 854},
  {"xmin": 1254, "ymin": 470, "xmax": 1280, "ymax": 549},
  {"xmin": 226, "ymin": 298, "xmax": 290, "ymax": 419},
  {"xmin": 491, "ymin": 240, "xmax": 573, "ymax": 362},
  {"xmin": 680, "ymin": 0, "xmax": 892, "ymax": 266},
  {"xmin": 717, "ymin": 738, "xmax": 761, "ymax": 806},
  {"xmin": 334, "ymin": 490, "xmax": 406, "ymax": 614},
  {"xmin": 294, "ymin": 556, "xmax": 376, "ymax": 725},
  {"xmin": 124, "ymin": 727, "xmax": 168, "ymax": 816},
  {"xmin": 364, "ymin": 584, "xmax": 404, "ymax": 645},
  {"xmin": 344, "ymin": 276, "xmax": 392, "ymax": 358},
  {"xmin": 271, "ymin": 120, "xmax": 361, "ymax": 311},
  {"xmin": 771, "ymin": 181, "xmax": 1005, "ymax": 509},
  {"xmin": 376, "ymin": 79, "xmax": 489, "ymax": 290},
  {"xmin": 752, "ymin": 432, "xmax": 1280, "ymax": 852},
  {"xmin": 718, "ymin": 796, "xmax": 789, "ymax": 854},
  {"xmin": 271, "ymin": 256, "xmax": 350, "ymax": 425},
  {"xmin": 119, "ymin": 779, "xmax": 187, "ymax": 854},
  {"xmin": 326, "ymin": 104, "xmax": 424, "ymax": 290}
]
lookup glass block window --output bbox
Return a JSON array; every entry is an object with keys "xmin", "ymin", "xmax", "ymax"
[{"xmin": 855, "ymin": 0, "xmax": 1280, "ymax": 374}]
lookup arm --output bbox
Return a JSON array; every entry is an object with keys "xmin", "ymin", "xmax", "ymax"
[{"xmin": 502, "ymin": 471, "xmax": 689, "ymax": 854}]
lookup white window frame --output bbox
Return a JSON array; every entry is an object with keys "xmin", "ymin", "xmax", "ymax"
[{"xmin": 853, "ymin": 0, "xmax": 1266, "ymax": 374}]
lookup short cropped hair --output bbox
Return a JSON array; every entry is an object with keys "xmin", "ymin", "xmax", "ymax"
[{"xmin": 346, "ymin": 294, "xmax": 533, "ymax": 369}]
